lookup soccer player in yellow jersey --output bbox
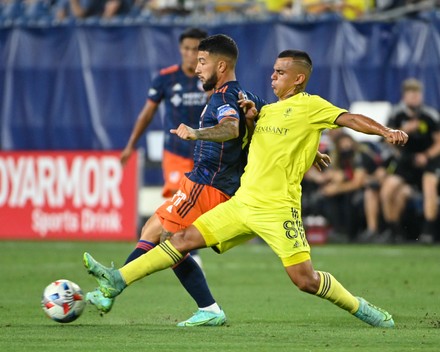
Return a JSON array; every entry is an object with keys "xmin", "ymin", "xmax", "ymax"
[{"xmin": 84, "ymin": 49, "xmax": 408, "ymax": 328}]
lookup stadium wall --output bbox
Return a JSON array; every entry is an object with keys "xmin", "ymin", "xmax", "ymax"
[{"xmin": 1, "ymin": 16, "xmax": 439, "ymax": 174}]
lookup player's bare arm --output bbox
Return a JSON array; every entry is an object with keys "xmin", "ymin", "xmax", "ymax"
[
  {"xmin": 171, "ymin": 118, "xmax": 239, "ymax": 142},
  {"xmin": 335, "ymin": 113, "xmax": 408, "ymax": 146}
]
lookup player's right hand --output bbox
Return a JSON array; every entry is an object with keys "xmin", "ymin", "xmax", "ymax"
[
  {"xmin": 383, "ymin": 129, "xmax": 408, "ymax": 146},
  {"xmin": 170, "ymin": 123, "xmax": 197, "ymax": 140},
  {"xmin": 120, "ymin": 147, "xmax": 133, "ymax": 166}
]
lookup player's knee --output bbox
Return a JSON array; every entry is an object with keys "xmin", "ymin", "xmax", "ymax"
[
  {"xmin": 169, "ymin": 225, "xmax": 206, "ymax": 253},
  {"xmin": 296, "ymin": 280, "xmax": 317, "ymax": 294},
  {"xmin": 292, "ymin": 274, "xmax": 320, "ymax": 294}
]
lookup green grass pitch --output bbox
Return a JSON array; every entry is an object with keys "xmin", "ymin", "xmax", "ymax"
[{"xmin": 0, "ymin": 241, "xmax": 439, "ymax": 351}]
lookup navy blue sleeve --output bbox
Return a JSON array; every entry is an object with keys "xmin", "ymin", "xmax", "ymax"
[
  {"xmin": 243, "ymin": 90, "xmax": 267, "ymax": 112},
  {"xmin": 147, "ymin": 74, "xmax": 165, "ymax": 103},
  {"xmin": 211, "ymin": 92, "xmax": 240, "ymax": 123}
]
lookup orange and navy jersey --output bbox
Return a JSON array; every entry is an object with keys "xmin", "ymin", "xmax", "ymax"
[
  {"xmin": 186, "ymin": 81, "xmax": 266, "ymax": 196},
  {"xmin": 148, "ymin": 64, "xmax": 207, "ymax": 158}
]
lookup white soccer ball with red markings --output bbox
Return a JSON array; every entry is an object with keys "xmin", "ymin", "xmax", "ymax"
[{"xmin": 41, "ymin": 279, "xmax": 86, "ymax": 323}]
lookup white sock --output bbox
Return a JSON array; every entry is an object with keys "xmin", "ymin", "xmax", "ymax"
[{"xmin": 200, "ymin": 303, "xmax": 221, "ymax": 314}]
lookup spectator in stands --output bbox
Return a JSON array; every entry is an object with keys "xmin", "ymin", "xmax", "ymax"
[
  {"xmin": 380, "ymin": 78, "xmax": 440, "ymax": 244},
  {"xmin": 147, "ymin": 0, "xmax": 193, "ymax": 16},
  {"xmin": 300, "ymin": 0, "xmax": 373, "ymax": 20},
  {"xmin": 315, "ymin": 132, "xmax": 383, "ymax": 242},
  {"xmin": 1, "ymin": 0, "xmax": 24, "ymax": 19},
  {"xmin": 21, "ymin": 0, "xmax": 52, "ymax": 19},
  {"xmin": 260, "ymin": 0, "xmax": 292, "ymax": 13},
  {"xmin": 55, "ymin": 0, "xmax": 132, "ymax": 20}
]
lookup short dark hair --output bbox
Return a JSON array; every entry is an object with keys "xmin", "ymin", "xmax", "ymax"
[
  {"xmin": 179, "ymin": 28, "xmax": 208, "ymax": 43},
  {"xmin": 278, "ymin": 50, "xmax": 313, "ymax": 70},
  {"xmin": 402, "ymin": 78, "xmax": 423, "ymax": 93},
  {"xmin": 198, "ymin": 34, "xmax": 239, "ymax": 62}
]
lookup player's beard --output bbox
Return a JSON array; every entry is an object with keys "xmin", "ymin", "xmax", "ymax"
[{"xmin": 202, "ymin": 72, "xmax": 218, "ymax": 91}]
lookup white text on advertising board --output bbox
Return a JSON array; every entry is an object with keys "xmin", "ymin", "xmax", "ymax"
[{"xmin": 0, "ymin": 156, "xmax": 123, "ymax": 207}]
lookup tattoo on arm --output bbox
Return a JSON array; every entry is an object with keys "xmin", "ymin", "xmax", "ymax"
[
  {"xmin": 194, "ymin": 119, "xmax": 239, "ymax": 142},
  {"xmin": 160, "ymin": 230, "xmax": 174, "ymax": 243}
]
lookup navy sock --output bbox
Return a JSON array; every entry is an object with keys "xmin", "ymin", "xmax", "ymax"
[
  {"xmin": 124, "ymin": 240, "xmax": 156, "ymax": 265},
  {"xmin": 173, "ymin": 255, "xmax": 216, "ymax": 308}
]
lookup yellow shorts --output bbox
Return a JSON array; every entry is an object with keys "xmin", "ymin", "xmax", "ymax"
[{"xmin": 194, "ymin": 196, "xmax": 311, "ymax": 267}]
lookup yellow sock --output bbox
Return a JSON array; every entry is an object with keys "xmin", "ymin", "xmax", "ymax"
[
  {"xmin": 120, "ymin": 240, "xmax": 183, "ymax": 285},
  {"xmin": 316, "ymin": 271, "xmax": 359, "ymax": 314}
]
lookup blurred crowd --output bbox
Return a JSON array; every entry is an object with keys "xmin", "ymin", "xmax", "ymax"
[
  {"xmin": 302, "ymin": 78, "xmax": 440, "ymax": 245},
  {"xmin": 0, "ymin": 0, "xmax": 438, "ymax": 23}
]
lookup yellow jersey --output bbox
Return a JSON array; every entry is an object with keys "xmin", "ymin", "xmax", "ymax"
[{"xmin": 235, "ymin": 92, "xmax": 347, "ymax": 209}]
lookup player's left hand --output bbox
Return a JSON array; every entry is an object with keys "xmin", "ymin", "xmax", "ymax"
[
  {"xmin": 238, "ymin": 92, "xmax": 258, "ymax": 120},
  {"xmin": 384, "ymin": 129, "xmax": 408, "ymax": 146},
  {"xmin": 170, "ymin": 123, "xmax": 197, "ymax": 140},
  {"xmin": 313, "ymin": 152, "xmax": 331, "ymax": 172}
]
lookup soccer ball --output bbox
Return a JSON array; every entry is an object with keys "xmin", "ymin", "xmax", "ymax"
[{"xmin": 41, "ymin": 279, "xmax": 86, "ymax": 323}]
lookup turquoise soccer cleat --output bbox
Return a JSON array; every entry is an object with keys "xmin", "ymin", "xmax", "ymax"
[
  {"xmin": 86, "ymin": 288, "xmax": 115, "ymax": 314},
  {"xmin": 177, "ymin": 309, "xmax": 227, "ymax": 327},
  {"xmin": 354, "ymin": 297, "xmax": 395, "ymax": 328},
  {"xmin": 83, "ymin": 252, "xmax": 126, "ymax": 298}
]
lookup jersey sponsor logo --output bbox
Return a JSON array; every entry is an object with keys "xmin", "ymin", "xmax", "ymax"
[
  {"xmin": 254, "ymin": 125, "xmax": 289, "ymax": 136},
  {"xmin": 171, "ymin": 94, "xmax": 182, "ymax": 107},
  {"xmin": 183, "ymin": 92, "xmax": 207, "ymax": 106},
  {"xmin": 170, "ymin": 92, "xmax": 207, "ymax": 107},
  {"xmin": 217, "ymin": 104, "xmax": 238, "ymax": 118}
]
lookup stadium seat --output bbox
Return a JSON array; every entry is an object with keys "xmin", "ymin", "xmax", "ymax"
[{"xmin": 343, "ymin": 101, "xmax": 392, "ymax": 142}]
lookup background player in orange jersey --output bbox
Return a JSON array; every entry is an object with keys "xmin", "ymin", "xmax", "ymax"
[{"xmin": 120, "ymin": 27, "xmax": 208, "ymax": 198}]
